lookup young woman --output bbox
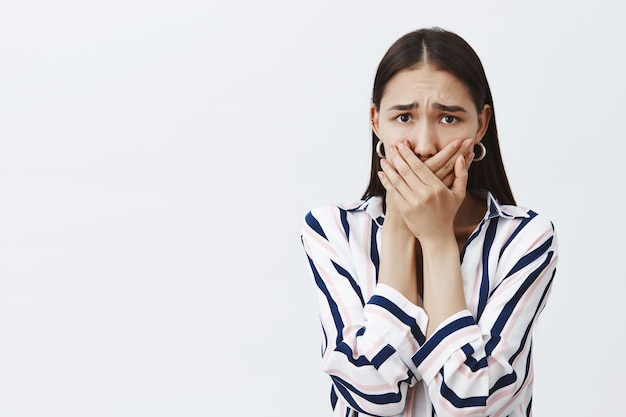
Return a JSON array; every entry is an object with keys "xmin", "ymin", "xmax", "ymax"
[{"xmin": 301, "ymin": 28, "xmax": 558, "ymax": 417}]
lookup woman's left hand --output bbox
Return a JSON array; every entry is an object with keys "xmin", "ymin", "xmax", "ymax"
[{"xmin": 378, "ymin": 140, "xmax": 470, "ymax": 242}]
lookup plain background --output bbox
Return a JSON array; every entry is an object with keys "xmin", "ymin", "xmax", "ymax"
[{"xmin": 0, "ymin": 0, "xmax": 623, "ymax": 415}]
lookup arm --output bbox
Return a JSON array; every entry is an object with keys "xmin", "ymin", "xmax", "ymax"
[
  {"xmin": 415, "ymin": 217, "xmax": 557, "ymax": 416},
  {"xmin": 379, "ymin": 142, "xmax": 558, "ymax": 416},
  {"xmin": 300, "ymin": 140, "xmax": 476, "ymax": 415},
  {"xmin": 379, "ymin": 141, "xmax": 469, "ymax": 336},
  {"xmin": 301, "ymin": 207, "xmax": 425, "ymax": 416}
]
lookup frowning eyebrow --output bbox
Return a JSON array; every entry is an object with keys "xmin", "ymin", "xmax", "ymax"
[
  {"xmin": 433, "ymin": 103, "xmax": 468, "ymax": 113},
  {"xmin": 387, "ymin": 102, "xmax": 419, "ymax": 111},
  {"xmin": 386, "ymin": 102, "xmax": 468, "ymax": 113}
]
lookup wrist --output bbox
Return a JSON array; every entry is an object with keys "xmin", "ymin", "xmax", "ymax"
[
  {"xmin": 383, "ymin": 219, "xmax": 415, "ymax": 240},
  {"xmin": 419, "ymin": 231, "xmax": 457, "ymax": 255}
]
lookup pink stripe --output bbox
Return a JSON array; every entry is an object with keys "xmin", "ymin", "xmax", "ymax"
[
  {"xmin": 325, "ymin": 366, "xmax": 409, "ymax": 394},
  {"xmin": 419, "ymin": 325, "xmax": 477, "ymax": 378},
  {"xmin": 367, "ymin": 307, "xmax": 420, "ymax": 353}
]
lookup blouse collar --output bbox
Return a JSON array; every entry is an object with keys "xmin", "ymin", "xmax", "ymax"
[{"xmin": 339, "ymin": 192, "xmax": 529, "ymax": 227}]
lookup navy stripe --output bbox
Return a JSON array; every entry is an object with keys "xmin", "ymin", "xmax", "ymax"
[
  {"xmin": 460, "ymin": 219, "xmax": 486, "ymax": 261},
  {"xmin": 305, "ymin": 211, "xmax": 328, "ymax": 240},
  {"xmin": 439, "ymin": 369, "xmax": 487, "ymax": 408},
  {"xmin": 490, "ymin": 370, "xmax": 517, "ymax": 393},
  {"xmin": 488, "ymin": 200, "xmax": 499, "ymax": 217},
  {"xmin": 335, "ymin": 342, "xmax": 381, "ymax": 367},
  {"xmin": 321, "ymin": 319, "xmax": 328, "ymax": 355},
  {"xmin": 369, "ymin": 295, "xmax": 425, "ymax": 345},
  {"xmin": 331, "ymin": 385, "xmax": 338, "ymax": 410},
  {"xmin": 461, "ymin": 343, "xmax": 488, "ymax": 372},
  {"xmin": 490, "ymin": 235, "xmax": 553, "ymax": 296},
  {"xmin": 340, "ymin": 208, "xmax": 350, "ymax": 240},
  {"xmin": 332, "ymin": 260, "xmax": 365, "ymax": 306},
  {"xmin": 508, "ymin": 265, "xmax": 555, "ymax": 364},
  {"xmin": 503, "ymin": 236, "xmax": 553, "ymax": 280},
  {"xmin": 371, "ymin": 344, "xmax": 396, "ymax": 369},
  {"xmin": 331, "ymin": 374, "xmax": 409, "ymax": 412},
  {"xmin": 370, "ymin": 220, "xmax": 380, "ymax": 282},
  {"xmin": 486, "ymin": 252, "xmax": 554, "ymax": 355},
  {"xmin": 512, "ymin": 344, "xmax": 533, "ymax": 398},
  {"xmin": 477, "ymin": 218, "xmax": 499, "ymax": 320},
  {"xmin": 499, "ymin": 211, "xmax": 537, "ymax": 259},
  {"xmin": 307, "ymin": 254, "xmax": 345, "ymax": 346},
  {"xmin": 412, "ymin": 315, "xmax": 475, "ymax": 368}
]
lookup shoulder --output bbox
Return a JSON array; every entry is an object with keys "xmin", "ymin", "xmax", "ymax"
[
  {"xmin": 485, "ymin": 194, "xmax": 556, "ymax": 236},
  {"xmin": 489, "ymin": 202, "xmax": 558, "ymax": 263},
  {"xmin": 499, "ymin": 203, "xmax": 556, "ymax": 235},
  {"xmin": 301, "ymin": 197, "xmax": 383, "ymax": 242}
]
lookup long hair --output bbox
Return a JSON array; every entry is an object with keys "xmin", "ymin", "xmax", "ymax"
[{"xmin": 362, "ymin": 27, "xmax": 516, "ymax": 206}]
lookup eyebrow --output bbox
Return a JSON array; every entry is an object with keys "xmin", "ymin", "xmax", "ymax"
[
  {"xmin": 433, "ymin": 103, "xmax": 468, "ymax": 113},
  {"xmin": 387, "ymin": 102, "xmax": 419, "ymax": 111},
  {"xmin": 387, "ymin": 102, "xmax": 468, "ymax": 113}
]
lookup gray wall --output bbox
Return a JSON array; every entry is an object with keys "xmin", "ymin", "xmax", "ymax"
[{"xmin": 0, "ymin": 0, "xmax": 621, "ymax": 415}]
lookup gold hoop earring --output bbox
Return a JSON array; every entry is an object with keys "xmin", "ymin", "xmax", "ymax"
[
  {"xmin": 376, "ymin": 140, "xmax": 385, "ymax": 159},
  {"xmin": 473, "ymin": 142, "xmax": 487, "ymax": 161}
]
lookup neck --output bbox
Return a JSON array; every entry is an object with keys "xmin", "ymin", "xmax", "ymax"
[{"xmin": 454, "ymin": 191, "xmax": 487, "ymax": 228}]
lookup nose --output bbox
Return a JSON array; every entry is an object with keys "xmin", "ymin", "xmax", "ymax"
[{"xmin": 410, "ymin": 122, "xmax": 439, "ymax": 161}]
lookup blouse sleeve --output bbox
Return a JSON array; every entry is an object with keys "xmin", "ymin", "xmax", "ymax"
[
  {"xmin": 302, "ymin": 205, "xmax": 558, "ymax": 417},
  {"xmin": 301, "ymin": 205, "xmax": 430, "ymax": 416},
  {"xmin": 412, "ymin": 213, "xmax": 558, "ymax": 416}
]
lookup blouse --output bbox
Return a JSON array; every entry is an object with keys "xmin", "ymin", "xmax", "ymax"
[{"xmin": 300, "ymin": 193, "xmax": 558, "ymax": 417}]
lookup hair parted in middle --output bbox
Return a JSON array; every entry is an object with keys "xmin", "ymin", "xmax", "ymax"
[{"xmin": 363, "ymin": 27, "xmax": 516, "ymax": 206}]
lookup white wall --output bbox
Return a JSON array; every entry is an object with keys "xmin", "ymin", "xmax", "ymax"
[{"xmin": 0, "ymin": 1, "xmax": 622, "ymax": 415}]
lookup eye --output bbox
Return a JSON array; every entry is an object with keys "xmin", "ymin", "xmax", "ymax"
[
  {"xmin": 441, "ymin": 115, "xmax": 458, "ymax": 125},
  {"xmin": 395, "ymin": 113, "xmax": 412, "ymax": 123}
]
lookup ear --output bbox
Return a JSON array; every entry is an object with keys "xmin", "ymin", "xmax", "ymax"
[
  {"xmin": 475, "ymin": 104, "xmax": 492, "ymax": 142},
  {"xmin": 370, "ymin": 104, "xmax": 381, "ymax": 138}
]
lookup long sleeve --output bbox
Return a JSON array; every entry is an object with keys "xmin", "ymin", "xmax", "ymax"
[
  {"xmin": 301, "ymin": 200, "xmax": 558, "ymax": 417},
  {"xmin": 301, "ymin": 204, "xmax": 428, "ymax": 416},
  {"xmin": 412, "ymin": 210, "xmax": 558, "ymax": 416}
]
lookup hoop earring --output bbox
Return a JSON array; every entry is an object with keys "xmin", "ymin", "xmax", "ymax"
[
  {"xmin": 376, "ymin": 140, "xmax": 385, "ymax": 159},
  {"xmin": 473, "ymin": 142, "xmax": 487, "ymax": 161}
]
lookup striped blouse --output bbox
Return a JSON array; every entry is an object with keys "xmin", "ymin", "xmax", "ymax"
[{"xmin": 300, "ymin": 193, "xmax": 558, "ymax": 417}]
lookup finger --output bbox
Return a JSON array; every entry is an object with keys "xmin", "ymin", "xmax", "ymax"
[
  {"xmin": 441, "ymin": 150, "xmax": 474, "ymax": 189},
  {"xmin": 377, "ymin": 169, "xmax": 393, "ymax": 191},
  {"xmin": 392, "ymin": 142, "xmax": 441, "ymax": 188},
  {"xmin": 390, "ymin": 142, "xmax": 424, "ymax": 182},
  {"xmin": 379, "ymin": 158, "xmax": 414, "ymax": 202},
  {"xmin": 464, "ymin": 151, "xmax": 475, "ymax": 170},
  {"xmin": 430, "ymin": 138, "xmax": 474, "ymax": 180},
  {"xmin": 450, "ymin": 154, "xmax": 469, "ymax": 199},
  {"xmin": 424, "ymin": 139, "xmax": 462, "ymax": 178},
  {"xmin": 441, "ymin": 171, "xmax": 454, "ymax": 188}
]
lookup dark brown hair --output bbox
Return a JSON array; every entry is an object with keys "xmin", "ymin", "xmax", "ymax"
[{"xmin": 362, "ymin": 27, "xmax": 516, "ymax": 205}]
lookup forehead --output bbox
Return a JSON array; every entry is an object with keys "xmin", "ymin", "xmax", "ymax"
[{"xmin": 381, "ymin": 66, "xmax": 473, "ymax": 106}]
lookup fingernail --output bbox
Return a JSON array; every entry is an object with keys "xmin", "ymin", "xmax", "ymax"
[
  {"xmin": 463, "ymin": 138, "xmax": 474, "ymax": 150},
  {"xmin": 380, "ymin": 159, "xmax": 387, "ymax": 167},
  {"xmin": 397, "ymin": 142, "xmax": 405, "ymax": 150}
]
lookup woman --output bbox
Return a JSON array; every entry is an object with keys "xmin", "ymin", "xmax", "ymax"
[{"xmin": 301, "ymin": 28, "xmax": 558, "ymax": 417}]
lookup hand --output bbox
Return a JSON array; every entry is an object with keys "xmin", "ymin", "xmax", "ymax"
[
  {"xmin": 378, "ymin": 140, "xmax": 472, "ymax": 242},
  {"xmin": 424, "ymin": 138, "xmax": 475, "ymax": 188},
  {"xmin": 382, "ymin": 138, "xmax": 473, "ymax": 226}
]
